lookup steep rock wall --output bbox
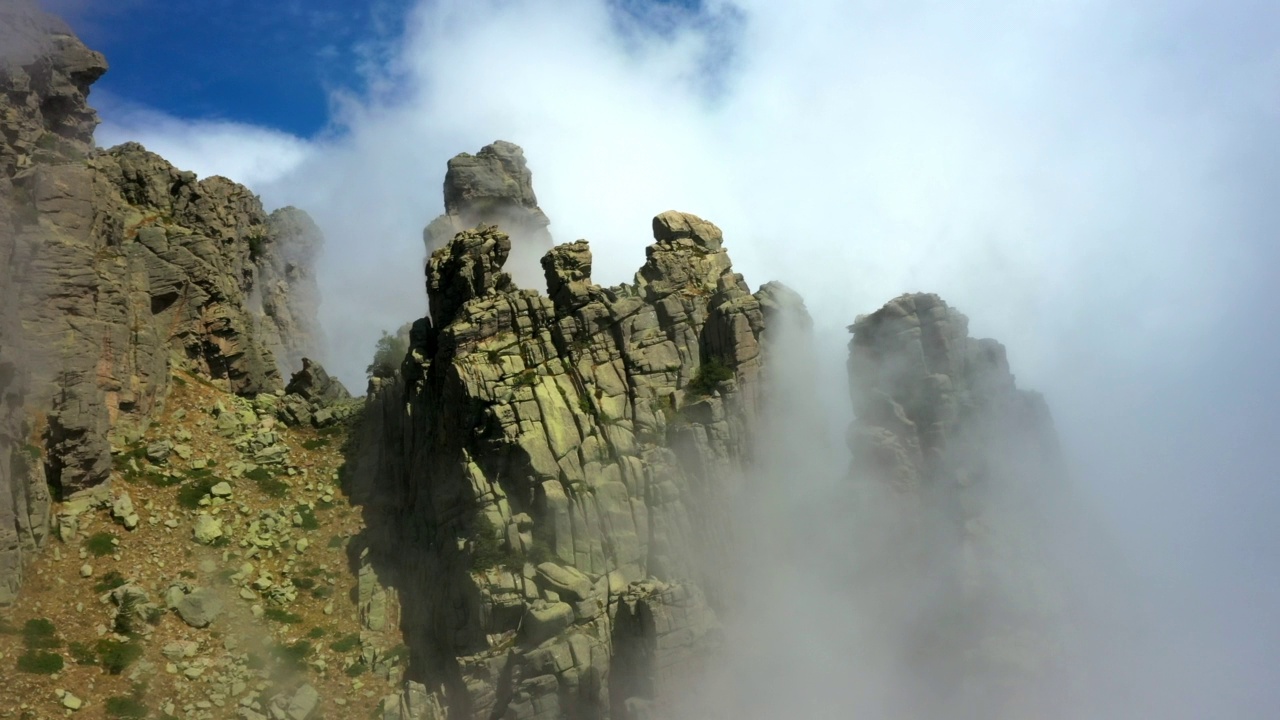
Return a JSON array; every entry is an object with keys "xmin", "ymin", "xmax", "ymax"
[
  {"xmin": 353, "ymin": 212, "xmax": 806, "ymax": 719},
  {"xmin": 0, "ymin": 2, "xmax": 325, "ymax": 603}
]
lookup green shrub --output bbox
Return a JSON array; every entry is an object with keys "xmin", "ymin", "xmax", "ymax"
[
  {"xmin": 16, "ymin": 650, "xmax": 63, "ymax": 674},
  {"xmin": 21, "ymin": 618, "xmax": 60, "ymax": 648},
  {"xmin": 512, "ymin": 369, "xmax": 538, "ymax": 388},
  {"xmin": 293, "ymin": 577, "xmax": 316, "ymax": 591},
  {"xmin": 345, "ymin": 660, "xmax": 369, "ymax": 677},
  {"xmin": 247, "ymin": 233, "xmax": 267, "ymax": 262},
  {"xmin": 272, "ymin": 640, "xmax": 312, "ymax": 672},
  {"xmin": 329, "ymin": 633, "xmax": 360, "ymax": 653},
  {"xmin": 366, "ymin": 330, "xmax": 408, "ymax": 379},
  {"xmin": 301, "ymin": 438, "xmax": 329, "ymax": 451},
  {"xmin": 177, "ymin": 477, "xmax": 219, "ymax": 509},
  {"xmin": 94, "ymin": 570, "xmax": 128, "ymax": 593},
  {"xmin": 306, "ymin": 626, "xmax": 326, "ymax": 639},
  {"xmin": 68, "ymin": 641, "xmax": 99, "ymax": 665},
  {"xmin": 246, "ymin": 467, "xmax": 289, "ymax": 498},
  {"xmin": 105, "ymin": 695, "xmax": 148, "ymax": 719},
  {"xmin": 295, "ymin": 504, "xmax": 319, "ymax": 530},
  {"xmin": 264, "ymin": 607, "xmax": 302, "ymax": 624},
  {"xmin": 686, "ymin": 358, "xmax": 734, "ymax": 396},
  {"xmin": 85, "ymin": 531, "xmax": 118, "ymax": 557},
  {"xmin": 97, "ymin": 638, "xmax": 143, "ymax": 674}
]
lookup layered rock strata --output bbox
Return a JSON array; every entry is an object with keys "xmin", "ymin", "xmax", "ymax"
[{"xmin": 355, "ymin": 210, "xmax": 806, "ymax": 719}]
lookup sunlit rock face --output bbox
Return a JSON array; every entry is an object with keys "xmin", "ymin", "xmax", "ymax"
[
  {"xmin": 354, "ymin": 191, "xmax": 810, "ymax": 718},
  {"xmin": 0, "ymin": 1, "xmax": 324, "ymax": 603}
]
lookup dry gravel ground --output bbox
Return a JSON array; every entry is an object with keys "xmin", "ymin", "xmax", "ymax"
[{"xmin": 0, "ymin": 373, "xmax": 399, "ymax": 719}]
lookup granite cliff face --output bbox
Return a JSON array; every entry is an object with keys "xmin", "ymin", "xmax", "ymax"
[
  {"xmin": 353, "ymin": 198, "xmax": 808, "ymax": 717},
  {"xmin": 0, "ymin": 1, "xmax": 326, "ymax": 603}
]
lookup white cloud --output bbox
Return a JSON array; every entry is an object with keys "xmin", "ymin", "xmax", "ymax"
[
  {"xmin": 94, "ymin": 93, "xmax": 314, "ymax": 188},
  {"xmin": 95, "ymin": 1, "xmax": 1280, "ymax": 714}
]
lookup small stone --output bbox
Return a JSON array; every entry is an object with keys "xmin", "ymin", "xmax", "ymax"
[
  {"xmin": 61, "ymin": 692, "xmax": 82, "ymax": 710},
  {"xmin": 210, "ymin": 481, "xmax": 233, "ymax": 498},
  {"xmin": 79, "ymin": 564, "xmax": 92, "ymax": 577}
]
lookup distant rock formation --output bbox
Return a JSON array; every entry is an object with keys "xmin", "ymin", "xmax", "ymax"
[
  {"xmin": 845, "ymin": 293, "xmax": 1077, "ymax": 718},
  {"xmin": 0, "ymin": 2, "xmax": 326, "ymax": 603},
  {"xmin": 354, "ymin": 196, "xmax": 808, "ymax": 717},
  {"xmin": 423, "ymin": 141, "xmax": 554, "ymax": 288}
]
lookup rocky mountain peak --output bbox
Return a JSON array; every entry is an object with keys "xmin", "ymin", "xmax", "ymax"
[
  {"xmin": 423, "ymin": 141, "xmax": 554, "ymax": 288},
  {"xmin": 0, "ymin": 0, "xmax": 106, "ymax": 174}
]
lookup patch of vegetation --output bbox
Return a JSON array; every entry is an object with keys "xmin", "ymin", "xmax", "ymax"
[
  {"xmin": 577, "ymin": 395, "xmax": 594, "ymax": 414},
  {"xmin": 525, "ymin": 538, "xmax": 556, "ymax": 566},
  {"xmin": 327, "ymin": 535, "xmax": 346, "ymax": 549},
  {"xmin": 295, "ymin": 504, "xmax": 319, "ymax": 530},
  {"xmin": 96, "ymin": 638, "xmax": 144, "ymax": 674},
  {"xmin": 68, "ymin": 640, "xmax": 99, "ymax": 665},
  {"xmin": 105, "ymin": 682, "xmax": 149, "ymax": 719},
  {"xmin": 172, "ymin": 374, "xmax": 188, "ymax": 387},
  {"xmin": 21, "ymin": 618, "xmax": 60, "ymax": 648},
  {"xmin": 306, "ymin": 626, "xmax": 326, "ymax": 639},
  {"xmin": 470, "ymin": 514, "xmax": 512, "ymax": 572},
  {"xmin": 35, "ymin": 132, "xmax": 58, "ymax": 150},
  {"xmin": 485, "ymin": 349, "xmax": 501, "ymax": 364},
  {"xmin": 246, "ymin": 467, "xmax": 289, "ymax": 498},
  {"xmin": 367, "ymin": 330, "xmax": 408, "ymax": 380},
  {"xmin": 85, "ymin": 531, "xmax": 118, "ymax": 557},
  {"xmin": 293, "ymin": 577, "xmax": 316, "ymax": 591},
  {"xmin": 310, "ymin": 585, "xmax": 333, "ymax": 600},
  {"xmin": 177, "ymin": 476, "xmax": 219, "ymax": 509},
  {"xmin": 105, "ymin": 695, "xmax": 148, "ymax": 719},
  {"xmin": 264, "ymin": 607, "xmax": 303, "ymax": 624},
  {"xmin": 345, "ymin": 660, "xmax": 369, "ymax": 677},
  {"xmin": 686, "ymin": 358, "xmax": 734, "ymax": 396},
  {"xmin": 272, "ymin": 640, "xmax": 312, "ymax": 673},
  {"xmin": 513, "ymin": 369, "xmax": 538, "ymax": 388},
  {"xmin": 16, "ymin": 650, "xmax": 63, "ymax": 674},
  {"xmin": 94, "ymin": 570, "xmax": 128, "ymax": 593},
  {"xmin": 301, "ymin": 438, "xmax": 329, "ymax": 451},
  {"xmin": 179, "ymin": 569, "xmax": 197, "ymax": 579},
  {"xmin": 329, "ymin": 633, "xmax": 360, "ymax": 653},
  {"xmin": 247, "ymin": 233, "xmax": 267, "ymax": 262}
]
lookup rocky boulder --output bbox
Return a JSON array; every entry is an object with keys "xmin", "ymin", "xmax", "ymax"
[{"xmin": 423, "ymin": 141, "xmax": 553, "ymax": 288}]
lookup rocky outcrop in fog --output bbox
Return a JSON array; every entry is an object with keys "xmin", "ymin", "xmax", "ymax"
[
  {"xmin": 845, "ymin": 292, "xmax": 1079, "ymax": 718},
  {"xmin": 423, "ymin": 141, "xmax": 555, "ymax": 288},
  {"xmin": 0, "ymin": 1, "xmax": 325, "ymax": 603},
  {"xmin": 352, "ymin": 201, "xmax": 807, "ymax": 717}
]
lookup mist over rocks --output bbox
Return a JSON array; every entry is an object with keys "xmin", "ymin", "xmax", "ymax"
[
  {"xmin": 0, "ymin": 4, "xmax": 1128, "ymax": 718},
  {"xmin": 841, "ymin": 292, "xmax": 1088, "ymax": 719},
  {"xmin": 423, "ymin": 140, "xmax": 555, "ymax": 289},
  {"xmin": 350, "ymin": 194, "xmax": 806, "ymax": 717},
  {"xmin": 0, "ymin": 3, "xmax": 328, "ymax": 604}
]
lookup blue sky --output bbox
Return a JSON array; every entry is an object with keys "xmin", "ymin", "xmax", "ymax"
[
  {"xmin": 54, "ymin": 0, "xmax": 414, "ymax": 135},
  {"xmin": 55, "ymin": 0, "xmax": 706, "ymax": 137}
]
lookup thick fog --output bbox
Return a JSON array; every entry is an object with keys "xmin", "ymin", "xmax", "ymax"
[{"xmin": 88, "ymin": 0, "xmax": 1280, "ymax": 716}]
